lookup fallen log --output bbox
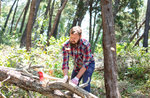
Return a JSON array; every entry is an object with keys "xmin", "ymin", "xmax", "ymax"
[{"xmin": 0, "ymin": 66, "xmax": 98, "ymax": 98}]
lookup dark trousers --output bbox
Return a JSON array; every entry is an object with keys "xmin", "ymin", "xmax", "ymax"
[{"xmin": 71, "ymin": 61, "xmax": 95, "ymax": 92}]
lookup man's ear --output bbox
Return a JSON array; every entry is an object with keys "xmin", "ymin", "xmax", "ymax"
[{"xmin": 80, "ymin": 35, "xmax": 82, "ymax": 39}]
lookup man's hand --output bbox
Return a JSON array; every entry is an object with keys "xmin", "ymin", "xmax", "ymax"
[
  {"xmin": 71, "ymin": 77, "xmax": 79, "ymax": 85},
  {"xmin": 63, "ymin": 75, "xmax": 68, "ymax": 83}
]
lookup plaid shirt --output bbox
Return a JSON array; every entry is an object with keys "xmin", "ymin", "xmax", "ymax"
[{"xmin": 62, "ymin": 39, "xmax": 94, "ymax": 71}]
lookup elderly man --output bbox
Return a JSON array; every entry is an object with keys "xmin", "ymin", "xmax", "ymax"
[{"xmin": 62, "ymin": 26, "xmax": 95, "ymax": 92}]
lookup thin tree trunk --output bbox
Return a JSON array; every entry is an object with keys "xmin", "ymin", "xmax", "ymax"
[
  {"xmin": 19, "ymin": 0, "xmax": 30, "ymax": 34},
  {"xmin": 92, "ymin": 23, "xmax": 102, "ymax": 53},
  {"xmin": 10, "ymin": 0, "xmax": 19, "ymax": 34},
  {"xmin": 134, "ymin": 33, "xmax": 144, "ymax": 46},
  {"xmin": 101, "ymin": 0, "xmax": 121, "ymax": 97},
  {"xmin": 113, "ymin": 0, "xmax": 120, "ymax": 19},
  {"xmin": 52, "ymin": 0, "xmax": 64, "ymax": 38},
  {"xmin": 40, "ymin": 0, "xmax": 51, "ymax": 34},
  {"xmin": 71, "ymin": 0, "xmax": 89, "ymax": 27},
  {"xmin": 89, "ymin": 0, "xmax": 93, "ymax": 44},
  {"xmin": 2, "ymin": 0, "xmax": 17, "ymax": 33},
  {"xmin": 0, "ymin": 0, "xmax": 1, "ymax": 43},
  {"xmin": 20, "ymin": 0, "xmax": 41, "ymax": 48},
  {"xmin": 26, "ymin": 0, "xmax": 37, "ymax": 51},
  {"xmin": 130, "ymin": 20, "xmax": 145, "ymax": 42},
  {"xmin": 0, "ymin": 0, "xmax": 1, "ymax": 17},
  {"xmin": 14, "ymin": 6, "xmax": 26, "ymax": 31},
  {"xmin": 91, "ymin": 0, "xmax": 99, "ymax": 53},
  {"xmin": 47, "ymin": 0, "xmax": 55, "ymax": 46},
  {"xmin": 47, "ymin": 0, "xmax": 68, "ymax": 46},
  {"xmin": 143, "ymin": 0, "xmax": 150, "ymax": 52}
]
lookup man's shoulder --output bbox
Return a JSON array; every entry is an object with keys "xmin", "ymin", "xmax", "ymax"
[
  {"xmin": 81, "ymin": 39, "xmax": 90, "ymax": 46},
  {"xmin": 62, "ymin": 40, "xmax": 69, "ymax": 47}
]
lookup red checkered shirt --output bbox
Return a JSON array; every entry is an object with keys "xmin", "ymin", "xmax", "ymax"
[{"xmin": 62, "ymin": 39, "xmax": 94, "ymax": 71}]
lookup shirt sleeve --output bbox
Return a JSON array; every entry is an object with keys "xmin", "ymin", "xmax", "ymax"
[
  {"xmin": 82, "ymin": 43, "xmax": 92, "ymax": 68},
  {"xmin": 62, "ymin": 46, "xmax": 69, "ymax": 70}
]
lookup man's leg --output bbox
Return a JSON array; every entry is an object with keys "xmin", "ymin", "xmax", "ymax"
[{"xmin": 82, "ymin": 61, "xmax": 95, "ymax": 92}]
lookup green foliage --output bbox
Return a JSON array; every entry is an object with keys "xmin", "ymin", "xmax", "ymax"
[{"xmin": 117, "ymin": 42, "xmax": 150, "ymax": 84}]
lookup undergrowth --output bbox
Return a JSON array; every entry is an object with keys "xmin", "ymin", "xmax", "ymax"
[{"xmin": 0, "ymin": 37, "xmax": 150, "ymax": 97}]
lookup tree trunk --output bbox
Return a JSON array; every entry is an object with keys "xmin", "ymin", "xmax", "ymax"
[
  {"xmin": 2, "ymin": 0, "xmax": 17, "ymax": 33},
  {"xmin": 0, "ymin": 0, "xmax": 1, "ymax": 43},
  {"xmin": 47, "ymin": 0, "xmax": 68, "ymax": 46},
  {"xmin": 130, "ymin": 20, "xmax": 145, "ymax": 42},
  {"xmin": 113, "ymin": 0, "xmax": 120, "ymax": 19},
  {"xmin": 134, "ymin": 33, "xmax": 144, "ymax": 46},
  {"xmin": 0, "ymin": 0, "xmax": 1, "ymax": 17},
  {"xmin": 89, "ymin": 0, "xmax": 93, "ymax": 44},
  {"xmin": 143, "ymin": 0, "xmax": 150, "ymax": 52},
  {"xmin": 26, "ymin": 0, "xmax": 37, "ymax": 51},
  {"xmin": 20, "ymin": 0, "xmax": 41, "ymax": 48},
  {"xmin": 10, "ymin": 0, "xmax": 19, "ymax": 34},
  {"xmin": 40, "ymin": 0, "xmax": 51, "ymax": 34},
  {"xmin": 52, "ymin": 0, "xmax": 65, "ymax": 38},
  {"xmin": 19, "ymin": 0, "xmax": 30, "ymax": 34},
  {"xmin": 47, "ymin": 0, "xmax": 55, "ymax": 46},
  {"xmin": 101, "ymin": 0, "xmax": 121, "ymax": 98},
  {"xmin": 71, "ymin": 0, "xmax": 89, "ymax": 27},
  {"xmin": 14, "ymin": 6, "xmax": 26, "ymax": 31},
  {"xmin": 92, "ymin": 23, "xmax": 102, "ymax": 53},
  {"xmin": 0, "ymin": 66, "xmax": 98, "ymax": 98}
]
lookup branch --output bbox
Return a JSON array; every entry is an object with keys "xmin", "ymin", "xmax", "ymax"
[{"xmin": 0, "ymin": 66, "xmax": 98, "ymax": 98}]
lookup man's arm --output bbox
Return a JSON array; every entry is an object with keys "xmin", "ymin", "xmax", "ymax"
[
  {"xmin": 76, "ymin": 66, "xmax": 86, "ymax": 79},
  {"xmin": 63, "ymin": 68, "xmax": 68, "ymax": 76}
]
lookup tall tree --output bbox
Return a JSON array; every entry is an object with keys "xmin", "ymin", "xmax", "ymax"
[
  {"xmin": 2, "ymin": 0, "xmax": 17, "ymax": 33},
  {"xmin": 89, "ymin": 0, "xmax": 93, "ymax": 44},
  {"xmin": 10, "ymin": 0, "xmax": 19, "ymax": 34},
  {"xmin": 143, "ymin": 0, "xmax": 150, "ymax": 52},
  {"xmin": 26, "ymin": 0, "xmax": 37, "ymax": 51},
  {"xmin": 20, "ymin": 0, "xmax": 41, "ymax": 48},
  {"xmin": 71, "ymin": 0, "xmax": 89, "ymax": 27},
  {"xmin": 0, "ymin": 0, "xmax": 1, "ymax": 43},
  {"xmin": 101, "ymin": 0, "xmax": 121, "ymax": 97},
  {"xmin": 0, "ymin": 0, "xmax": 1, "ymax": 16},
  {"xmin": 47, "ymin": 0, "xmax": 68, "ymax": 46},
  {"xmin": 52, "ymin": 0, "xmax": 65, "ymax": 38},
  {"xmin": 47, "ymin": 0, "xmax": 55, "ymax": 46},
  {"xmin": 19, "ymin": 0, "xmax": 30, "ymax": 34},
  {"xmin": 40, "ymin": 0, "xmax": 52, "ymax": 34}
]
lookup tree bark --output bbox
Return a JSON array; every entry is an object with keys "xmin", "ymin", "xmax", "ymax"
[
  {"xmin": 52, "ymin": 0, "xmax": 65, "ymax": 38},
  {"xmin": 130, "ymin": 20, "xmax": 145, "ymax": 42},
  {"xmin": 92, "ymin": 23, "xmax": 102, "ymax": 53},
  {"xmin": 20, "ymin": 0, "xmax": 41, "ymax": 48},
  {"xmin": 101, "ymin": 0, "xmax": 121, "ymax": 98},
  {"xmin": 0, "ymin": 0, "xmax": 1, "ymax": 17},
  {"xmin": 71, "ymin": 0, "xmax": 89, "ymax": 27},
  {"xmin": 14, "ymin": 6, "xmax": 25, "ymax": 31},
  {"xmin": 2, "ymin": 0, "xmax": 17, "ymax": 33},
  {"xmin": 0, "ymin": 66, "xmax": 98, "ymax": 98},
  {"xmin": 47, "ymin": 0, "xmax": 68, "ymax": 46},
  {"xmin": 40, "ymin": 0, "xmax": 51, "ymax": 34},
  {"xmin": 10, "ymin": 0, "xmax": 19, "ymax": 34},
  {"xmin": 19, "ymin": 0, "xmax": 30, "ymax": 34},
  {"xmin": 26, "ymin": 0, "xmax": 37, "ymax": 51},
  {"xmin": 47, "ymin": 0, "xmax": 55, "ymax": 46},
  {"xmin": 89, "ymin": 0, "xmax": 93, "ymax": 44},
  {"xmin": 134, "ymin": 33, "xmax": 144, "ymax": 46},
  {"xmin": 143, "ymin": 0, "xmax": 150, "ymax": 52},
  {"xmin": 113, "ymin": 0, "xmax": 120, "ymax": 19}
]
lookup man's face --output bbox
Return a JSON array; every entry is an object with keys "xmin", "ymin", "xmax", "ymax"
[{"xmin": 69, "ymin": 33, "xmax": 81, "ymax": 45}]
